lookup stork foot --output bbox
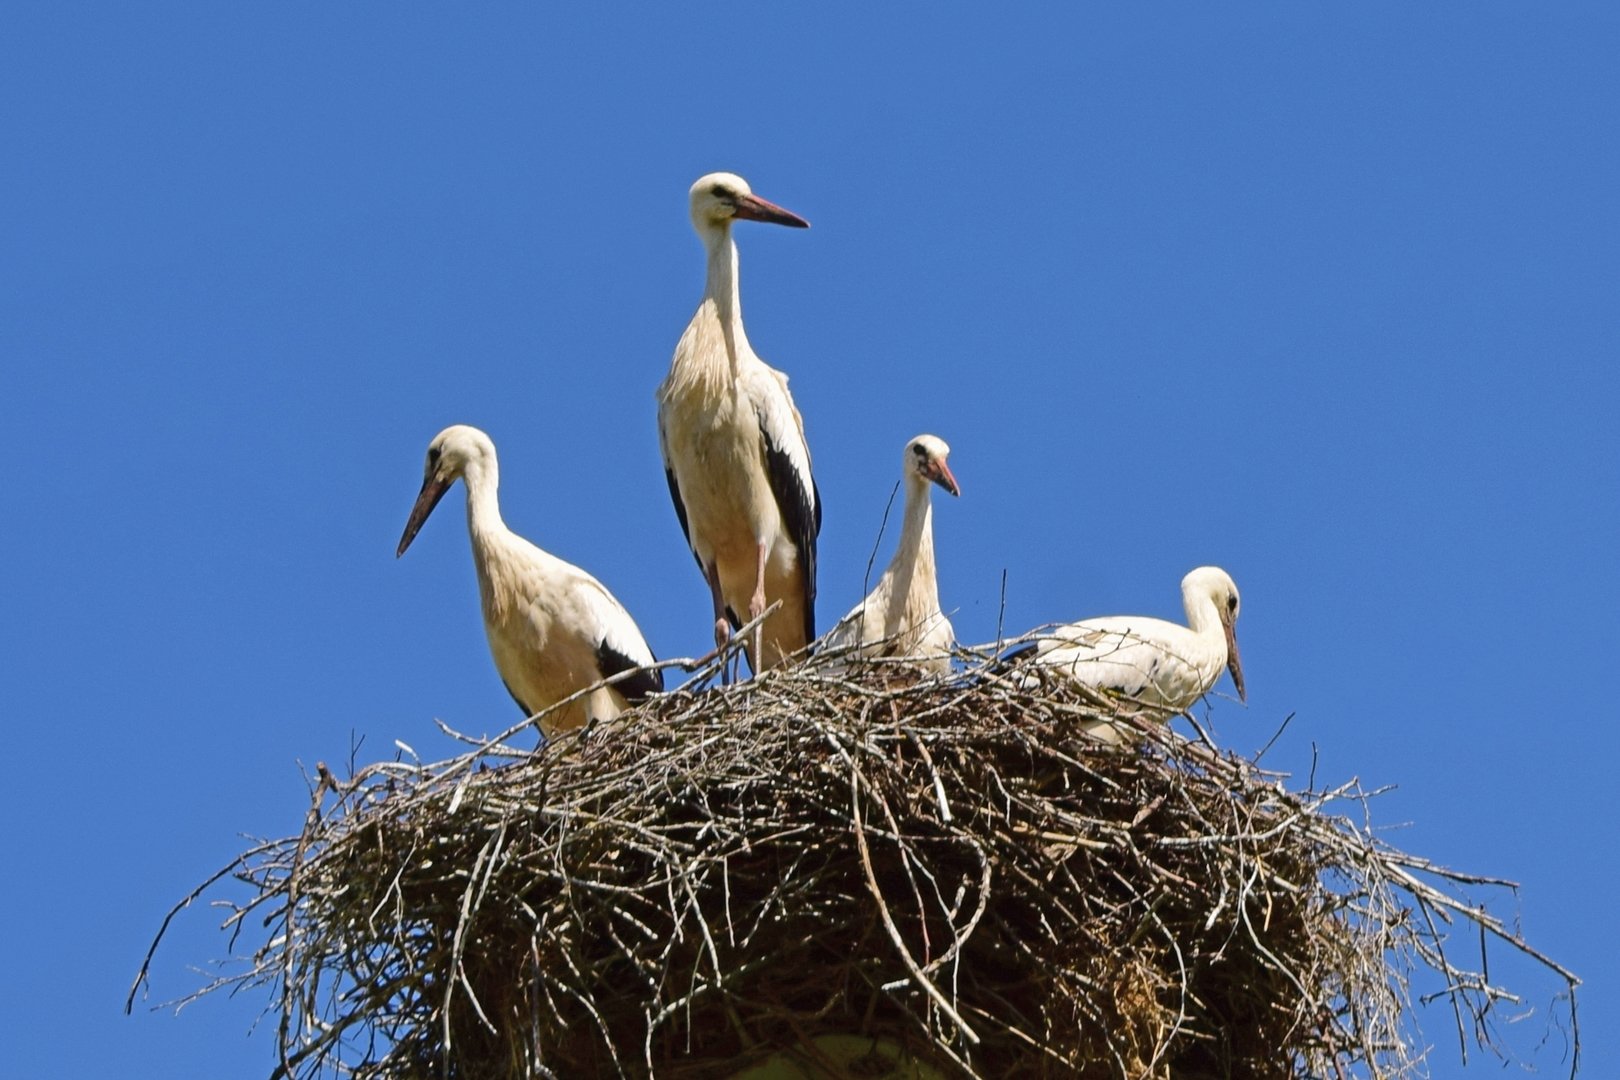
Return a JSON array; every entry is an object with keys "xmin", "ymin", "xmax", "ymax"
[{"xmin": 711, "ymin": 618, "xmax": 736, "ymax": 684}]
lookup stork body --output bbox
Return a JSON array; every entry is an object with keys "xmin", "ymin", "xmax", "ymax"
[
  {"xmin": 1017, "ymin": 567, "xmax": 1245, "ymax": 743},
  {"xmin": 658, "ymin": 172, "xmax": 819, "ymax": 673},
  {"xmin": 397, "ymin": 425, "xmax": 662, "ymax": 738},
  {"xmin": 822, "ymin": 435, "xmax": 960, "ymax": 673}
]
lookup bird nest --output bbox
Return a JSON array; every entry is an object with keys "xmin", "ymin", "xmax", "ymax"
[{"xmin": 131, "ymin": 653, "xmax": 1579, "ymax": 1079}]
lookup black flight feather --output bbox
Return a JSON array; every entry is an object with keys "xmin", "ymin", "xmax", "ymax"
[
  {"xmin": 501, "ymin": 678, "xmax": 533, "ymax": 718},
  {"xmin": 990, "ymin": 641, "xmax": 1041, "ymax": 676},
  {"xmin": 663, "ymin": 467, "xmax": 704, "ymax": 573},
  {"xmin": 595, "ymin": 640, "xmax": 664, "ymax": 703},
  {"xmin": 759, "ymin": 421, "xmax": 821, "ymax": 643}
]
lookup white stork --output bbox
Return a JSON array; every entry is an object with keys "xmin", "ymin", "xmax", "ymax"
[
  {"xmin": 821, "ymin": 435, "xmax": 960, "ymax": 673},
  {"xmin": 657, "ymin": 172, "xmax": 819, "ymax": 674},
  {"xmin": 396, "ymin": 425, "xmax": 663, "ymax": 738},
  {"xmin": 1010, "ymin": 566, "xmax": 1246, "ymax": 743}
]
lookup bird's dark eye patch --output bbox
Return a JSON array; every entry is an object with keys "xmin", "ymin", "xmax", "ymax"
[
  {"xmin": 1227, "ymin": 595, "xmax": 1238, "ymax": 611},
  {"xmin": 428, "ymin": 447, "xmax": 442, "ymax": 464},
  {"xmin": 710, "ymin": 185, "xmax": 729, "ymax": 199},
  {"xmin": 911, "ymin": 444, "xmax": 928, "ymax": 458}
]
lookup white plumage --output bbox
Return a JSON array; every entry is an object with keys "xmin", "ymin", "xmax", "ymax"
[
  {"xmin": 821, "ymin": 434, "xmax": 960, "ymax": 673},
  {"xmin": 396, "ymin": 425, "xmax": 662, "ymax": 738},
  {"xmin": 1016, "ymin": 566, "xmax": 1246, "ymax": 743},
  {"xmin": 657, "ymin": 172, "xmax": 820, "ymax": 674}
]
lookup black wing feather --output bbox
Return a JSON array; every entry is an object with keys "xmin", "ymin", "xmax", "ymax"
[
  {"xmin": 760, "ymin": 422, "xmax": 821, "ymax": 643},
  {"xmin": 989, "ymin": 641, "xmax": 1041, "ymax": 676},
  {"xmin": 501, "ymin": 678, "xmax": 534, "ymax": 717},
  {"xmin": 595, "ymin": 640, "xmax": 664, "ymax": 704},
  {"xmin": 664, "ymin": 467, "xmax": 704, "ymax": 573}
]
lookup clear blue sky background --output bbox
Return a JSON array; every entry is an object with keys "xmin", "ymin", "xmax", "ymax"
[{"xmin": 4, "ymin": 5, "xmax": 1614, "ymax": 1077}]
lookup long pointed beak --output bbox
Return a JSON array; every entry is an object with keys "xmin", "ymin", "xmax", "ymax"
[
  {"xmin": 731, "ymin": 192, "xmax": 810, "ymax": 229},
  {"xmin": 930, "ymin": 460, "xmax": 961, "ymax": 498},
  {"xmin": 1223, "ymin": 619, "xmax": 1246, "ymax": 702},
  {"xmin": 397, "ymin": 474, "xmax": 452, "ymax": 557}
]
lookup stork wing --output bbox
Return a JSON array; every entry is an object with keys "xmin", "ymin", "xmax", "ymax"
[
  {"xmin": 500, "ymin": 677, "xmax": 535, "ymax": 718},
  {"xmin": 750, "ymin": 367, "xmax": 821, "ymax": 643},
  {"xmin": 1039, "ymin": 621, "xmax": 1174, "ymax": 700},
  {"xmin": 819, "ymin": 596, "xmax": 870, "ymax": 656},
  {"xmin": 595, "ymin": 640, "xmax": 664, "ymax": 703},
  {"xmin": 656, "ymin": 407, "xmax": 703, "ymax": 573},
  {"xmin": 573, "ymin": 573, "xmax": 665, "ymax": 703}
]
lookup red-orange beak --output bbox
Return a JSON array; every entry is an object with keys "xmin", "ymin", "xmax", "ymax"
[
  {"xmin": 731, "ymin": 191, "xmax": 810, "ymax": 229},
  {"xmin": 930, "ymin": 459, "xmax": 961, "ymax": 498}
]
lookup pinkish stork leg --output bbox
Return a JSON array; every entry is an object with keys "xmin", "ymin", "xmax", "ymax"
[
  {"xmin": 747, "ymin": 540, "xmax": 769, "ymax": 673},
  {"xmin": 704, "ymin": 561, "xmax": 738, "ymax": 684}
]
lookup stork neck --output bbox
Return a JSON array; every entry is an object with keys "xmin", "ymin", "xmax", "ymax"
[
  {"xmin": 1182, "ymin": 589, "xmax": 1221, "ymax": 638},
  {"xmin": 460, "ymin": 459, "xmax": 506, "ymax": 543},
  {"xmin": 702, "ymin": 227, "xmax": 752, "ymax": 359},
  {"xmin": 886, "ymin": 481, "xmax": 937, "ymax": 599}
]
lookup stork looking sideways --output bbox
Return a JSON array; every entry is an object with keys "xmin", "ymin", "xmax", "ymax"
[
  {"xmin": 821, "ymin": 435, "xmax": 960, "ymax": 673},
  {"xmin": 397, "ymin": 425, "xmax": 663, "ymax": 738},
  {"xmin": 657, "ymin": 172, "xmax": 820, "ymax": 673},
  {"xmin": 1011, "ymin": 567, "xmax": 1246, "ymax": 743}
]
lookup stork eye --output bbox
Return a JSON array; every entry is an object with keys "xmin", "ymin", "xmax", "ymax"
[
  {"xmin": 428, "ymin": 447, "xmax": 442, "ymax": 465},
  {"xmin": 1227, "ymin": 595, "xmax": 1238, "ymax": 612},
  {"xmin": 710, "ymin": 185, "xmax": 729, "ymax": 199}
]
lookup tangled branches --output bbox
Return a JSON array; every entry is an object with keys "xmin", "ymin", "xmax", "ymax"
[{"xmin": 129, "ymin": 654, "xmax": 1579, "ymax": 1078}]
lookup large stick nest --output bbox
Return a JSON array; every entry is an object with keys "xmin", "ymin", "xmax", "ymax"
[{"xmin": 132, "ymin": 652, "xmax": 1579, "ymax": 1079}]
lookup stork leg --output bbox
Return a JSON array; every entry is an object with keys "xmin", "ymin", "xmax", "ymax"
[
  {"xmin": 748, "ymin": 540, "xmax": 769, "ymax": 674},
  {"xmin": 703, "ymin": 561, "xmax": 737, "ymax": 684}
]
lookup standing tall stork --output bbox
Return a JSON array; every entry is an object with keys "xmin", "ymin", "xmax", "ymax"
[
  {"xmin": 657, "ymin": 172, "xmax": 819, "ymax": 674},
  {"xmin": 396, "ymin": 425, "xmax": 663, "ymax": 738},
  {"xmin": 821, "ymin": 435, "xmax": 960, "ymax": 673},
  {"xmin": 1007, "ymin": 566, "xmax": 1246, "ymax": 743}
]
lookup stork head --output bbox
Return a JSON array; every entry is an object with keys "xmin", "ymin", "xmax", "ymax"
[
  {"xmin": 688, "ymin": 172, "xmax": 810, "ymax": 235},
  {"xmin": 905, "ymin": 434, "xmax": 960, "ymax": 497},
  {"xmin": 1182, "ymin": 566, "xmax": 1245, "ymax": 702},
  {"xmin": 396, "ymin": 425, "xmax": 497, "ymax": 558}
]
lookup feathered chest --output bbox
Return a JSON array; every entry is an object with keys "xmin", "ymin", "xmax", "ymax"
[{"xmin": 659, "ymin": 316, "xmax": 775, "ymax": 501}]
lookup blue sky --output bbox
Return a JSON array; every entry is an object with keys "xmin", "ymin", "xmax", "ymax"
[{"xmin": 4, "ymin": 5, "xmax": 1614, "ymax": 1076}]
